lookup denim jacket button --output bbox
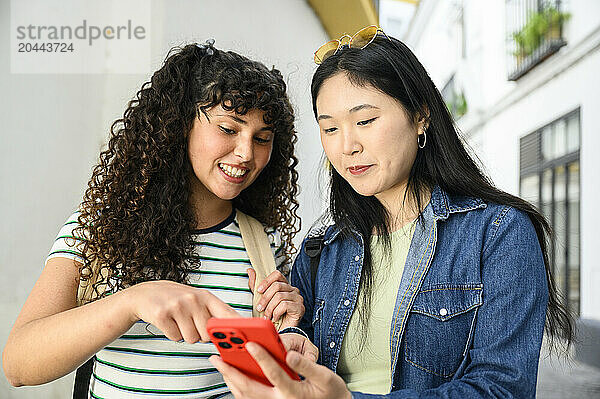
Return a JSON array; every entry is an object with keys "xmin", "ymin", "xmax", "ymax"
[
  {"xmin": 439, "ymin": 308, "xmax": 448, "ymax": 316},
  {"xmin": 329, "ymin": 341, "xmax": 336, "ymax": 348},
  {"xmin": 354, "ymin": 255, "xmax": 360, "ymax": 261},
  {"xmin": 344, "ymin": 299, "xmax": 350, "ymax": 306}
]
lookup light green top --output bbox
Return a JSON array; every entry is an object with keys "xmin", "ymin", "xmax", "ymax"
[{"xmin": 337, "ymin": 221, "xmax": 416, "ymax": 394}]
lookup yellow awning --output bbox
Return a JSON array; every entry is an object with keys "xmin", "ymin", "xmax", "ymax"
[{"xmin": 307, "ymin": 0, "xmax": 379, "ymax": 39}]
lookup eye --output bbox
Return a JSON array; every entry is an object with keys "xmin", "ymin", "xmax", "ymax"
[
  {"xmin": 357, "ymin": 117, "xmax": 377, "ymax": 126},
  {"xmin": 323, "ymin": 127, "xmax": 338, "ymax": 134},
  {"xmin": 219, "ymin": 126, "xmax": 236, "ymax": 135},
  {"xmin": 254, "ymin": 135, "xmax": 273, "ymax": 145}
]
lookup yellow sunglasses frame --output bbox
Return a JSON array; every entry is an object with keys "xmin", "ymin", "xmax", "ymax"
[{"xmin": 313, "ymin": 25, "xmax": 389, "ymax": 64}]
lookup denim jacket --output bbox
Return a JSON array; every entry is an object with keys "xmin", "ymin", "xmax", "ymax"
[{"xmin": 290, "ymin": 186, "xmax": 548, "ymax": 398}]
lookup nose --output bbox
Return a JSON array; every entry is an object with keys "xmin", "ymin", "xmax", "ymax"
[
  {"xmin": 342, "ymin": 128, "xmax": 362, "ymax": 156},
  {"xmin": 233, "ymin": 135, "xmax": 253, "ymax": 162}
]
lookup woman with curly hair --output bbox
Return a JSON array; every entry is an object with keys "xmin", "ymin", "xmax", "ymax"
[{"xmin": 3, "ymin": 41, "xmax": 305, "ymax": 398}]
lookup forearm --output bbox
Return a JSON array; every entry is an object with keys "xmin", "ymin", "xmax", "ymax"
[{"xmin": 3, "ymin": 288, "xmax": 137, "ymax": 386}]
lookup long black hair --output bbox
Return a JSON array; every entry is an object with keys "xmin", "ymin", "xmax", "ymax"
[{"xmin": 311, "ymin": 36, "xmax": 574, "ymax": 350}]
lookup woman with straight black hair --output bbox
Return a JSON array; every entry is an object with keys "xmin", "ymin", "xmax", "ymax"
[{"xmin": 212, "ymin": 27, "xmax": 574, "ymax": 399}]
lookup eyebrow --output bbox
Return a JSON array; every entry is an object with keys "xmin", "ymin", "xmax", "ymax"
[
  {"xmin": 317, "ymin": 103, "xmax": 380, "ymax": 121},
  {"xmin": 217, "ymin": 114, "xmax": 272, "ymax": 131},
  {"xmin": 349, "ymin": 104, "xmax": 379, "ymax": 113}
]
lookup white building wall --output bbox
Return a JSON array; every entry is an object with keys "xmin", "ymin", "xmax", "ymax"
[
  {"xmin": 474, "ymin": 47, "xmax": 600, "ymax": 320},
  {"xmin": 0, "ymin": 1, "xmax": 328, "ymax": 397},
  {"xmin": 404, "ymin": 0, "xmax": 600, "ymax": 323}
]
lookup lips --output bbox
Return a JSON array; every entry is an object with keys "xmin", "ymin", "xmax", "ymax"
[
  {"xmin": 218, "ymin": 163, "xmax": 249, "ymax": 183},
  {"xmin": 348, "ymin": 165, "xmax": 373, "ymax": 175}
]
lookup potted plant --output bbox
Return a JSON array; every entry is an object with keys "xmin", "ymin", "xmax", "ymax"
[
  {"xmin": 512, "ymin": 13, "xmax": 545, "ymax": 61},
  {"xmin": 512, "ymin": 30, "xmax": 528, "ymax": 63},
  {"xmin": 511, "ymin": 6, "xmax": 570, "ymax": 64},
  {"xmin": 544, "ymin": 7, "xmax": 571, "ymax": 40}
]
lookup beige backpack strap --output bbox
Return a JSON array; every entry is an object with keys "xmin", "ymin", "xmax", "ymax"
[{"xmin": 236, "ymin": 210, "xmax": 282, "ymax": 330}]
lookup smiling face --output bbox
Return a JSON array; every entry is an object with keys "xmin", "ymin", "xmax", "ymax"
[
  {"xmin": 316, "ymin": 73, "xmax": 424, "ymax": 207},
  {"xmin": 187, "ymin": 104, "xmax": 274, "ymax": 206}
]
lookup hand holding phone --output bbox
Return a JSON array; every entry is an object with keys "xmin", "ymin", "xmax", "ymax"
[{"xmin": 207, "ymin": 317, "xmax": 301, "ymax": 386}]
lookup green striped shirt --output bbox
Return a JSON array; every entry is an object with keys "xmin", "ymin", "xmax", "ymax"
[{"xmin": 46, "ymin": 210, "xmax": 286, "ymax": 398}]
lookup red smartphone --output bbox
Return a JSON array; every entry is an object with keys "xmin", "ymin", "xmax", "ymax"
[{"xmin": 207, "ymin": 317, "xmax": 301, "ymax": 386}]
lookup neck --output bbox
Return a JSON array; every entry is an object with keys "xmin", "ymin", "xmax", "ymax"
[
  {"xmin": 188, "ymin": 179, "xmax": 233, "ymax": 230},
  {"xmin": 376, "ymin": 183, "xmax": 431, "ymax": 231}
]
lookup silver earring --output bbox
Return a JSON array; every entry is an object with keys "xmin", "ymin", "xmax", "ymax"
[{"xmin": 418, "ymin": 130, "xmax": 427, "ymax": 149}]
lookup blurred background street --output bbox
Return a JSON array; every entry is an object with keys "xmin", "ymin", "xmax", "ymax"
[{"xmin": 537, "ymin": 345, "xmax": 600, "ymax": 398}]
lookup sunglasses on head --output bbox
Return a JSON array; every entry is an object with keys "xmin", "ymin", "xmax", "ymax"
[{"xmin": 313, "ymin": 25, "xmax": 391, "ymax": 65}]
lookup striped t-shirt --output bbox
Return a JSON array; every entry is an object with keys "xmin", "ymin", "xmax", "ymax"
[{"xmin": 46, "ymin": 210, "xmax": 286, "ymax": 399}]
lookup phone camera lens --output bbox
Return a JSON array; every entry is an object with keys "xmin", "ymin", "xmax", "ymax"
[
  {"xmin": 213, "ymin": 332, "xmax": 226, "ymax": 339},
  {"xmin": 219, "ymin": 342, "xmax": 232, "ymax": 349},
  {"xmin": 230, "ymin": 337, "xmax": 244, "ymax": 344}
]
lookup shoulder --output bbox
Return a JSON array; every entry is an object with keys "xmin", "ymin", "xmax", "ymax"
[
  {"xmin": 233, "ymin": 210, "xmax": 284, "ymax": 251},
  {"xmin": 305, "ymin": 212, "xmax": 335, "ymax": 240},
  {"xmin": 53, "ymin": 210, "xmax": 86, "ymax": 239},
  {"xmin": 443, "ymin": 191, "xmax": 533, "ymax": 232},
  {"xmin": 234, "ymin": 209, "xmax": 290, "ymax": 275},
  {"xmin": 480, "ymin": 202, "xmax": 535, "ymax": 235},
  {"xmin": 478, "ymin": 203, "xmax": 540, "ymax": 258},
  {"xmin": 46, "ymin": 210, "xmax": 87, "ymax": 266},
  {"xmin": 439, "ymin": 190, "xmax": 540, "ymax": 251},
  {"xmin": 294, "ymin": 213, "xmax": 342, "ymax": 270},
  {"xmin": 59, "ymin": 210, "xmax": 84, "ymax": 230}
]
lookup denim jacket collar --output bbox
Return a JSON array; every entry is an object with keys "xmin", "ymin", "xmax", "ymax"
[
  {"xmin": 430, "ymin": 186, "xmax": 487, "ymax": 220},
  {"xmin": 320, "ymin": 186, "xmax": 487, "ymax": 245}
]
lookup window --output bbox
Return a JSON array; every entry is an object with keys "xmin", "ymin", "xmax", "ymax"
[{"xmin": 519, "ymin": 109, "xmax": 580, "ymax": 315}]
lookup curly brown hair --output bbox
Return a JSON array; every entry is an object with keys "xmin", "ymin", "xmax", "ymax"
[{"xmin": 74, "ymin": 43, "xmax": 300, "ymax": 301}]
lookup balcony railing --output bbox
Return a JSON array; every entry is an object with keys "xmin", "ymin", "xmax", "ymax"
[{"xmin": 506, "ymin": 0, "xmax": 569, "ymax": 80}]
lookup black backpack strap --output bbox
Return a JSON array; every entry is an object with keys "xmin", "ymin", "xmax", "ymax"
[
  {"xmin": 304, "ymin": 236, "xmax": 324, "ymax": 301},
  {"xmin": 73, "ymin": 357, "xmax": 94, "ymax": 399}
]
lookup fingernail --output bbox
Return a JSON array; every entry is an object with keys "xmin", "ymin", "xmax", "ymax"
[
  {"xmin": 257, "ymin": 285, "xmax": 265, "ymax": 293},
  {"xmin": 256, "ymin": 304, "xmax": 263, "ymax": 312}
]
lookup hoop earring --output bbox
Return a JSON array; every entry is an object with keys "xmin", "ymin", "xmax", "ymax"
[{"xmin": 418, "ymin": 131, "xmax": 427, "ymax": 149}]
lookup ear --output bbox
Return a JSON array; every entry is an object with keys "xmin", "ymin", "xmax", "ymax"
[
  {"xmin": 418, "ymin": 105, "xmax": 430, "ymax": 122},
  {"xmin": 416, "ymin": 105, "xmax": 430, "ymax": 132}
]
